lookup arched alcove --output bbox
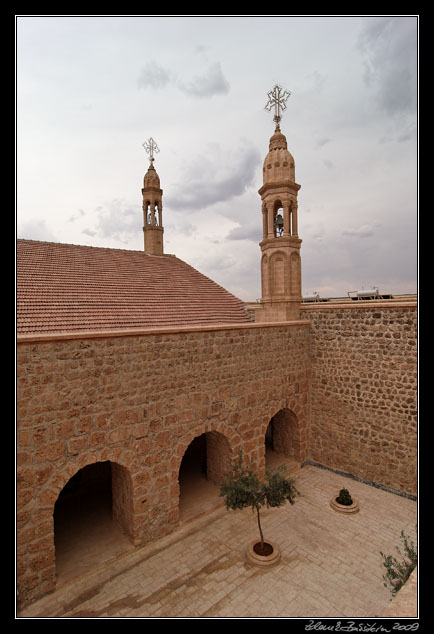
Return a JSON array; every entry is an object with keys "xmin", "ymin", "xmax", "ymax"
[
  {"xmin": 273, "ymin": 200, "xmax": 284, "ymax": 237},
  {"xmin": 290, "ymin": 252, "xmax": 301, "ymax": 296},
  {"xmin": 269, "ymin": 251, "xmax": 288, "ymax": 296},
  {"xmin": 178, "ymin": 431, "xmax": 231, "ymax": 523},
  {"xmin": 53, "ymin": 461, "xmax": 134, "ymax": 585},
  {"xmin": 265, "ymin": 408, "xmax": 301, "ymax": 472}
]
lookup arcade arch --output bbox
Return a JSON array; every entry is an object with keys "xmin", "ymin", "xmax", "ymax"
[
  {"xmin": 178, "ymin": 431, "xmax": 232, "ymax": 522},
  {"xmin": 265, "ymin": 408, "xmax": 301, "ymax": 472},
  {"xmin": 53, "ymin": 460, "xmax": 134, "ymax": 584}
]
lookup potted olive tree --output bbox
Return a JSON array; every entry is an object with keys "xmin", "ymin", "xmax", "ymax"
[{"xmin": 219, "ymin": 452, "xmax": 299, "ymax": 566}]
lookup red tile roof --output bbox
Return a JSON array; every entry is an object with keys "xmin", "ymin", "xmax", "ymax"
[{"xmin": 17, "ymin": 240, "xmax": 253, "ymax": 334}]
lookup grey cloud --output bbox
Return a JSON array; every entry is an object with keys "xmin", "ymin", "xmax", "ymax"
[
  {"xmin": 166, "ymin": 222, "xmax": 197, "ymax": 237},
  {"xmin": 86, "ymin": 199, "xmax": 141, "ymax": 244},
  {"xmin": 137, "ymin": 60, "xmax": 230, "ymax": 99},
  {"xmin": 378, "ymin": 135, "xmax": 394, "ymax": 145},
  {"xmin": 178, "ymin": 222, "xmax": 197, "ymax": 237},
  {"xmin": 323, "ymin": 159, "xmax": 335, "ymax": 169},
  {"xmin": 137, "ymin": 61, "xmax": 173, "ymax": 90},
  {"xmin": 192, "ymin": 253, "xmax": 237, "ymax": 274},
  {"xmin": 68, "ymin": 209, "xmax": 86, "ymax": 223},
  {"xmin": 357, "ymin": 17, "xmax": 417, "ymax": 117},
  {"xmin": 378, "ymin": 120, "xmax": 416, "ymax": 144},
  {"xmin": 341, "ymin": 224, "xmax": 376, "ymax": 239},
  {"xmin": 177, "ymin": 62, "xmax": 230, "ymax": 98},
  {"xmin": 226, "ymin": 223, "xmax": 261, "ymax": 242},
  {"xmin": 166, "ymin": 143, "xmax": 261, "ymax": 211},
  {"xmin": 306, "ymin": 70, "xmax": 327, "ymax": 93},
  {"xmin": 316, "ymin": 137, "xmax": 331, "ymax": 148},
  {"xmin": 17, "ymin": 219, "xmax": 58, "ymax": 242},
  {"xmin": 82, "ymin": 228, "xmax": 96, "ymax": 237}
]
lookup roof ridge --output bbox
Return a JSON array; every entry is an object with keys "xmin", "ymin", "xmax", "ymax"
[{"xmin": 17, "ymin": 238, "xmax": 154, "ymax": 256}]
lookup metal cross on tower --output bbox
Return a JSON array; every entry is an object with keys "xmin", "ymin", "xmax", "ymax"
[
  {"xmin": 264, "ymin": 84, "xmax": 291, "ymax": 125},
  {"xmin": 143, "ymin": 137, "xmax": 160, "ymax": 164}
]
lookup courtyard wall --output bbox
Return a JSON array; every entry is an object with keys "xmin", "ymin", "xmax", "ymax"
[
  {"xmin": 16, "ymin": 301, "xmax": 418, "ymax": 606},
  {"xmin": 302, "ymin": 301, "xmax": 417, "ymax": 497}
]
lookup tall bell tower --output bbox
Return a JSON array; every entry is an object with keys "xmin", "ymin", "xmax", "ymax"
[
  {"xmin": 142, "ymin": 137, "xmax": 164, "ymax": 256},
  {"xmin": 255, "ymin": 85, "xmax": 302, "ymax": 322}
]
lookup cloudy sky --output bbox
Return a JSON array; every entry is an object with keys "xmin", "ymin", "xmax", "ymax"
[{"xmin": 16, "ymin": 15, "xmax": 418, "ymax": 300}]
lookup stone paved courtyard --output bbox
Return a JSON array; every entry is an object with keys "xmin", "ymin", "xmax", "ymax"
[{"xmin": 17, "ymin": 464, "xmax": 417, "ymax": 619}]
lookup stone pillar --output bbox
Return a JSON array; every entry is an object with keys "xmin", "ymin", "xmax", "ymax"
[
  {"xmin": 262, "ymin": 207, "xmax": 268, "ymax": 240},
  {"xmin": 267, "ymin": 204, "xmax": 274, "ymax": 238},
  {"xmin": 283, "ymin": 203, "xmax": 290, "ymax": 236},
  {"xmin": 292, "ymin": 202, "xmax": 298, "ymax": 237}
]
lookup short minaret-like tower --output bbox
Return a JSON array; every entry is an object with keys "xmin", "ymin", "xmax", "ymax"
[
  {"xmin": 256, "ymin": 85, "xmax": 302, "ymax": 322},
  {"xmin": 142, "ymin": 137, "xmax": 164, "ymax": 256}
]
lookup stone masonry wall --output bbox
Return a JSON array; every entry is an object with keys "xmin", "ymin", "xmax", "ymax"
[
  {"xmin": 16, "ymin": 322, "xmax": 311, "ymax": 606},
  {"xmin": 16, "ymin": 303, "xmax": 418, "ymax": 606},
  {"xmin": 302, "ymin": 303, "xmax": 417, "ymax": 497}
]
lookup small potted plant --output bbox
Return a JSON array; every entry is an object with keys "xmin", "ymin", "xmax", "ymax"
[
  {"xmin": 330, "ymin": 487, "xmax": 359, "ymax": 514},
  {"xmin": 220, "ymin": 452, "xmax": 299, "ymax": 566}
]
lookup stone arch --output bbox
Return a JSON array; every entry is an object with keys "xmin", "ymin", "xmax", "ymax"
[
  {"xmin": 144, "ymin": 200, "xmax": 151, "ymax": 224},
  {"xmin": 51, "ymin": 458, "xmax": 135, "ymax": 585},
  {"xmin": 176, "ymin": 427, "xmax": 235, "ymax": 522},
  {"xmin": 177, "ymin": 428, "xmax": 234, "ymax": 486},
  {"xmin": 154, "ymin": 202, "xmax": 160, "ymax": 226},
  {"xmin": 272, "ymin": 199, "xmax": 284, "ymax": 212},
  {"xmin": 273, "ymin": 200, "xmax": 284, "ymax": 237},
  {"xmin": 263, "ymin": 404, "xmax": 306, "ymax": 472},
  {"xmin": 46, "ymin": 450, "xmax": 135, "ymax": 513},
  {"xmin": 266, "ymin": 409, "xmax": 300, "ymax": 458}
]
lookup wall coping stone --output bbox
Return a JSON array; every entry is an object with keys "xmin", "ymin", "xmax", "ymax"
[
  {"xmin": 16, "ymin": 319, "xmax": 312, "ymax": 344},
  {"xmin": 301, "ymin": 300, "xmax": 417, "ymax": 311}
]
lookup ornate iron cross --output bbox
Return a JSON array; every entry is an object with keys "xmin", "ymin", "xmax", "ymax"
[
  {"xmin": 264, "ymin": 85, "xmax": 291, "ymax": 125},
  {"xmin": 143, "ymin": 137, "xmax": 160, "ymax": 164}
]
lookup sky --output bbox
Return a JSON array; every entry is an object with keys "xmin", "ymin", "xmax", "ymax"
[{"xmin": 16, "ymin": 15, "xmax": 418, "ymax": 301}]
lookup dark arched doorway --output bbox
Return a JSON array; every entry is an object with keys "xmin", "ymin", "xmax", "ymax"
[
  {"xmin": 265, "ymin": 408, "xmax": 301, "ymax": 473},
  {"xmin": 53, "ymin": 461, "xmax": 134, "ymax": 585},
  {"xmin": 178, "ymin": 431, "xmax": 231, "ymax": 523}
]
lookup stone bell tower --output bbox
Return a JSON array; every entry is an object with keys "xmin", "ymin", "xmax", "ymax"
[
  {"xmin": 255, "ymin": 85, "xmax": 302, "ymax": 323},
  {"xmin": 142, "ymin": 137, "xmax": 164, "ymax": 256}
]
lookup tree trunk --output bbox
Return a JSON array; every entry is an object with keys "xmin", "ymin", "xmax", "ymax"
[{"xmin": 256, "ymin": 505, "xmax": 264, "ymax": 549}]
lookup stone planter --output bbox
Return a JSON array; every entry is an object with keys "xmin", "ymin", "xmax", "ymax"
[
  {"xmin": 246, "ymin": 539, "xmax": 281, "ymax": 567},
  {"xmin": 330, "ymin": 492, "xmax": 359, "ymax": 514}
]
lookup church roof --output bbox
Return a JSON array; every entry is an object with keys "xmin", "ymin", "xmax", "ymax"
[{"xmin": 17, "ymin": 239, "xmax": 252, "ymax": 335}]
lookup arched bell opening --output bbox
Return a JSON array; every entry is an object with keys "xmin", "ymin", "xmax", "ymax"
[
  {"xmin": 274, "ymin": 203, "xmax": 284, "ymax": 237},
  {"xmin": 265, "ymin": 408, "xmax": 301, "ymax": 474},
  {"xmin": 53, "ymin": 461, "xmax": 134, "ymax": 586},
  {"xmin": 178, "ymin": 431, "xmax": 231, "ymax": 523}
]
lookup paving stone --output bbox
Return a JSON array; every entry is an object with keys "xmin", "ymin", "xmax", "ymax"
[{"xmin": 17, "ymin": 465, "xmax": 417, "ymax": 619}]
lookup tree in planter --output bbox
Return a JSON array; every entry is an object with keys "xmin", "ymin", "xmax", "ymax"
[
  {"xmin": 219, "ymin": 452, "xmax": 299, "ymax": 555},
  {"xmin": 337, "ymin": 488, "xmax": 353, "ymax": 505}
]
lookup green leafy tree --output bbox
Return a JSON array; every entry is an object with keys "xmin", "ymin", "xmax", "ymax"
[
  {"xmin": 380, "ymin": 529, "xmax": 418, "ymax": 597},
  {"xmin": 219, "ymin": 452, "xmax": 299, "ymax": 552}
]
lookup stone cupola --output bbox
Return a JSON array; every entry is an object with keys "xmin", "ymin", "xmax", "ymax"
[{"xmin": 263, "ymin": 123, "xmax": 296, "ymax": 184}]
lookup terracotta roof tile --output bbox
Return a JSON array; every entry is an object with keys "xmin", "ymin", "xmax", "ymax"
[{"xmin": 17, "ymin": 240, "xmax": 253, "ymax": 334}]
